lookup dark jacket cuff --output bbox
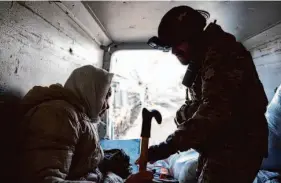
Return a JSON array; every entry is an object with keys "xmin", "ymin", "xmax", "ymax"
[{"xmin": 147, "ymin": 136, "xmax": 178, "ymax": 162}]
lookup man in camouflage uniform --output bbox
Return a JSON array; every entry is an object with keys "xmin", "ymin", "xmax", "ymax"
[{"xmin": 141, "ymin": 6, "xmax": 269, "ymax": 183}]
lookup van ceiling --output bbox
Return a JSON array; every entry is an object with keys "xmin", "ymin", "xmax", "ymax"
[{"xmin": 84, "ymin": 1, "xmax": 281, "ymax": 43}]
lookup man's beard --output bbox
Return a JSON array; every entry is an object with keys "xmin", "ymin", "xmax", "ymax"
[{"xmin": 179, "ymin": 58, "xmax": 190, "ymax": 66}]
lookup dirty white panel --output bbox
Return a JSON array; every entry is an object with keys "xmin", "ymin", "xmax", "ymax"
[
  {"xmin": 251, "ymin": 42, "xmax": 281, "ymax": 101},
  {"xmin": 58, "ymin": 1, "xmax": 111, "ymax": 45},
  {"xmin": 244, "ymin": 22, "xmax": 281, "ymax": 101},
  {"xmin": 0, "ymin": 2, "xmax": 103, "ymax": 96},
  {"xmin": 244, "ymin": 22, "xmax": 281, "ymax": 51},
  {"xmin": 86, "ymin": 1, "xmax": 281, "ymax": 42}
]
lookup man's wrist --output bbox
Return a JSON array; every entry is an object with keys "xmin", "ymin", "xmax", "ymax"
[{"xmin": 148, "ymin": 140, "xmax": 177, "ymax": 162}]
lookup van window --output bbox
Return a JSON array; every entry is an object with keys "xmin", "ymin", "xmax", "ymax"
[{"xmin": 109, "ymin": 50, "xmax": 186, "ymax": 145}]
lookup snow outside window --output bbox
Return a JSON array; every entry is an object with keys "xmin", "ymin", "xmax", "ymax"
[{"xmin": 109, "ymin": 50, "xmax": 187, "ymax": 145}]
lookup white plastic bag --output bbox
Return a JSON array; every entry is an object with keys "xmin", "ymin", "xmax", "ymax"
[{"xmin": 167, "ymin": 150, "xmax": 199, "ymax": 183}]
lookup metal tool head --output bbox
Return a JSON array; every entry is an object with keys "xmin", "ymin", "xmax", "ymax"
[{"xmin": 141, "ymin": 108, "xmax": 162, "ymax": 138}]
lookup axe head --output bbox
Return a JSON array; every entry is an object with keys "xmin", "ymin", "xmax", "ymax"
[{"xmin": 141, "ymin": 108, "xmax": 162, "ymax": 138}]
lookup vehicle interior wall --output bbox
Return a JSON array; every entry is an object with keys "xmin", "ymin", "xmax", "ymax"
[
  {"xmin": 2, "ymin": 1, "xmax": 281, "ymax": 140},
  {"xmin": 0, "ymin": 2, "xmax": 106, "ymax": 178},
  {"xmin": 0, "ymin": 1, "xmax": 104, "ymax": 97}
]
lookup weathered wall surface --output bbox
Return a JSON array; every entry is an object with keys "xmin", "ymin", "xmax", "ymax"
[
  {"xmin": 244, "ymin": 23, "xmax": 281, "ymax": 101},
  {"xmin": 0, "ymin": 1, "xmax": 103, "ymax": 96}
]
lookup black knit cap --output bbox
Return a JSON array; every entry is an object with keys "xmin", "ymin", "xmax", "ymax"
[{"xmin": 158, "ymin": 6, "xmax": 209, "ymax": 47}]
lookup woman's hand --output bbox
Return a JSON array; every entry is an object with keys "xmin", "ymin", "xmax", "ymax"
[{"xmin": 125, "ymin": 171, "xmax": 153, "ymax": 183}]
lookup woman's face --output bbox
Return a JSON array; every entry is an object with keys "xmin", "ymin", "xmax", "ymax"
[{"xmin": 99, "ymin": 87, "xmax": 112, "ymax": 117}]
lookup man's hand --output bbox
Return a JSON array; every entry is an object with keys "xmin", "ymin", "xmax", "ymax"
[
  {"xmin": 175, "ymin": 104, "xmax": 189, "ymax": 126},
  {"xmin": 125, "ymin": 171, "xmax": 153, "ymax": 183},
  {"xmin": 136, "ymin": 140, "xmax": 177, "ymax": 165},
  {"xmin": 135, "ymin": 157, "xmax": 156, "ymax": 166}
]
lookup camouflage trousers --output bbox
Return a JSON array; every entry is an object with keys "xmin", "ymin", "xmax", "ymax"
[{"xmin": 196, "ymin": 152, "xmax": 263, "ymax": 183}]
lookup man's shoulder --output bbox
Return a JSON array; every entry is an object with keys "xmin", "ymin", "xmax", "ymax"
[{"xmin": 203, "ymin": 36, "xmax": 250, "ymax": 70}]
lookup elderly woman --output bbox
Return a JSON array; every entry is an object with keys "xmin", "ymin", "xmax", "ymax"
[{"xmin": 19, "ymin": 65, "xmax": 152, "ymax": 183}]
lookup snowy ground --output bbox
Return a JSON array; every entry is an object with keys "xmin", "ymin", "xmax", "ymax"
[
  {"xmin": 111, "ymin": 50, "xmax": 187, "ymax": 145},
  {"xmin": 120, "ymin": 96, "xmax": 185, "ymax": 145}
]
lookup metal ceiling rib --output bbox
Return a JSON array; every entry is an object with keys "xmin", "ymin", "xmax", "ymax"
[{"xmin": 84, "ymin": 1, "xmax": 281, "ymax": 43}]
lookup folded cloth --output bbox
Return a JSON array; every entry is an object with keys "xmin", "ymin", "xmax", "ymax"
[
  {"xmin": 99, "ymin": 149, "xmax": 132, "ymax": 179},
  {"xmin": 103, "ymin": 172, "xmax": 124, "ymax": 183},
  {"xmin": 100, "ymin": 139, "xmax": 141, "ymax": 173}
]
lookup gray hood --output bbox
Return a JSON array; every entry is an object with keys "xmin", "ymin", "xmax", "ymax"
[{"xmin": 64, "ymin": 65, "xmax": 113, "ymax": 122}]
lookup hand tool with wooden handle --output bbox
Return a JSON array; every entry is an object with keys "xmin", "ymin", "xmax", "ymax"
[{"xmin": 139, "ymin": 108, "xmax": 162, "ymax": 171}]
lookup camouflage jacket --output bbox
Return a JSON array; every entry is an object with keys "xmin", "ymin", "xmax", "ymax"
[{"xmin": 148, "ymin": 23, "xmax": 269, "ymax": 164}]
